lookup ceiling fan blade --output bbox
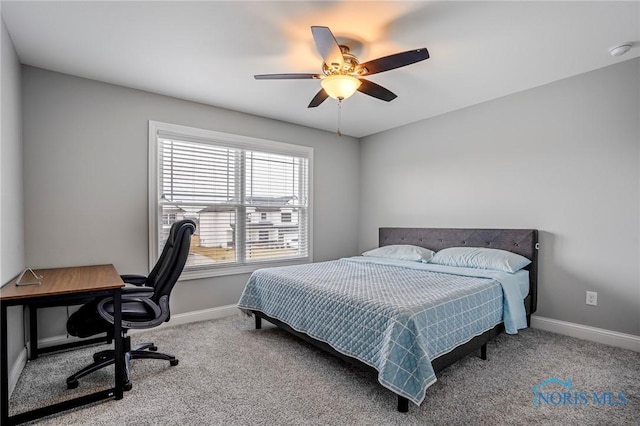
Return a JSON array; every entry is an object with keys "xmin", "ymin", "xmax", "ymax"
[
  {"xmin": 311, "ymin": 26, "xmax": 344, "ymax": 69},
  {"xmin": 356, "ymin": 48, "xmax": 429, "ymax": 76},
  {"xmin": 308, "ymin": 89, "xmax": 329, "ymax": 108},
  {"xmin": 254, "ymin": 73, "xmax": 321, "ymax": 80},
  {"xmin": 357, "ymin": 79, "xmax": 397, "ymax": 102}
]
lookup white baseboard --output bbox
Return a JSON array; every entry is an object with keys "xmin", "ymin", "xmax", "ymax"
[
  {"xmin": 8, "ymin": 347, "xmax": 27, "ymax": 397},
  {"xmin": 531, "ymin": 315, "xmax": 640, "ymax": 352},
  {"xmin": 150, "ymin": 304, "xmax": 239, "ymax": 330}
]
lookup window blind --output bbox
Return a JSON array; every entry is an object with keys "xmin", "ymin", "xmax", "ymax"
[{"xmin": 152, "ymin": 123, "xmax": 311, "ymax": 275}]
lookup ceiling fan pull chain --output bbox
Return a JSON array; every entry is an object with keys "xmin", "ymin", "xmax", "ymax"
[{"xmin": 337, "ymin": 99, "xmax": 343, "ymax": 137}]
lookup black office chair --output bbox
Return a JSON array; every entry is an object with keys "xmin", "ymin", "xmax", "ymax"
[{"xmin": 66, "ymin": 219, "xmax": 196, "ymax": 390}]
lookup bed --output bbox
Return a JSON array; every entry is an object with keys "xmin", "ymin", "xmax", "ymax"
[{"xmin": 237, "ymin": 228, "xmax": 539, "ymax": 412}]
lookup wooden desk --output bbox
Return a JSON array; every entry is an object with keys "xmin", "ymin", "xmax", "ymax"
[{"xmin": 0, "ymin": 265, "xmax": 125, "ymax": 425}]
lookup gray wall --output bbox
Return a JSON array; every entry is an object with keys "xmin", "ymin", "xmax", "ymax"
[
  {"xmin": 360, "ymin": 58, "xmax": 640, "ymax": 336},
  {"xmin": 14, "ymin": 55, "xmax": 640, "ymax": 342},
  {"xmin": 1, "ymin": 17, "xmax": 25, "ymax": 374},
  {"xmin": 22, "ymin": 66, "xmax": 360, "ymax": 337}
]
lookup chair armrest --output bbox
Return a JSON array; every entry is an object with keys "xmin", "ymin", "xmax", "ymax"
[
  {"xmin": 96, "ymin": 293, "xmax": 166, "ymax": 329},
  {"xmin": 122, "ymin": 286, "xmax": 154, "ymax": 297},
  {"xmin": 120, "ymin": 274, "xmax": 147, "ymax": 286}
]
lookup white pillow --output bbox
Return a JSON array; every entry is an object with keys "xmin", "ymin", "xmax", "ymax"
[
  {"xmin": 362, "ymin": 244, "xmax": 435, "ymax": 263},
  {"xmin": 430, "ymin": 247, "xmax": 531, "ymax": 273}
]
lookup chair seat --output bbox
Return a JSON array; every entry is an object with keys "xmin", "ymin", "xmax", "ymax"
[
  {"xmin": 103, "ymin": 300, "xmax": 154, "ymax": 319},
  {"xmin": 68, "ymin": 300, "xmax": 157, "ymax": 337}
]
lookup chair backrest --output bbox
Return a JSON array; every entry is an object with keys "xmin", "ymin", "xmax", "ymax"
[{"xmin": 146, "ymin": 219, "xmax": 196, "ymax": 309}]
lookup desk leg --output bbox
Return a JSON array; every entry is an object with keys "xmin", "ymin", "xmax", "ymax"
[
  {"xmin": 1, "ymin": 303, "xmax": 9, "ymax": 425},
  {"xmin": 113, "ymin": 288, "xmax": 124, "ymax": 399},
  {"xmin": 29, "ymin": 305, "xmax": 38, "ymax": 360}
]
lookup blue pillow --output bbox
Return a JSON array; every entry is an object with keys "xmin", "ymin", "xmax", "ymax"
[
  {"xmin": 430, "ymin": 247, "xmax": 531, "ymax": 273},
  {"xmin": 362, "ymin": 244, "xmax": 435, "ymax": 263}
]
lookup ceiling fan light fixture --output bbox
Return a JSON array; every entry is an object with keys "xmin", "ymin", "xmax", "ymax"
[{"xmin": 321, "ymin": 74, "xmax": 361, "ymax": 100}]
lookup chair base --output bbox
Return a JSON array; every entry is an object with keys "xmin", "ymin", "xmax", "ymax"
[{"xmin": 66, "ymin": 337, "xmax": 178, "ymax": 390}]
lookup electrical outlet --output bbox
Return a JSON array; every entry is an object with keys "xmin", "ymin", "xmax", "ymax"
[{"xmin": 586, "ymin": 291, "xmax": 598, "ymax": 306}]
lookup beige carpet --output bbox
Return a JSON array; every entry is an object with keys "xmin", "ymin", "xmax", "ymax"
[{"xmin": 10, "ymin": 315, "xmax": 640, "ymax": 425}]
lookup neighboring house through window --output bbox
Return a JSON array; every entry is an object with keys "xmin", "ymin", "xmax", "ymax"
[{"xmin": 149, "ymin": 121, "xmax": 312, "ymax": 278}]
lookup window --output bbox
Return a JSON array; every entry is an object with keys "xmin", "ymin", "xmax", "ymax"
[{"xmin": 149, "ymin": 121, "xmax": 312, "ymax": 278}]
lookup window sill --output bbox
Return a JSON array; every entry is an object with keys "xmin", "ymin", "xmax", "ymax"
[{"xmin": 178, "ymin": 257, "xmax": 312, "ymax": 280}]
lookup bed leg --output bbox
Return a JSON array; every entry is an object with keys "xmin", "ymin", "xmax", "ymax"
[
  {"xmin": 480, "ymin": 343, "xmax": 487, "ymax": 360},
  {"xmin": 397, "ymin": 396, "xmax": 409, "ymax": 413},
  {"xmin": 255, "ymin": 315, "xmax": 262, "ymax": 330}
]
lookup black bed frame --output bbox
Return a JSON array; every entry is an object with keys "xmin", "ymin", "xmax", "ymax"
[{"xmin": 251, "ymin": 228, "xmax": 539, "ymax": 412}]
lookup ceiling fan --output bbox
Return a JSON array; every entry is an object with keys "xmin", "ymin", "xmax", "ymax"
[{"xmin": 254, "ymin": 26, "xmax": 429, "ymax": 108}]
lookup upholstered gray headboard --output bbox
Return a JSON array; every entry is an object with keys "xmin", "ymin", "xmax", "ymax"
[{"xmin": 379, "ymin": 228, "xmax": 539, "ymax": 317}]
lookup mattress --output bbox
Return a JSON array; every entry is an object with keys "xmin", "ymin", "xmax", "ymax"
[{"xmin": 237, "ymin": 256, "xmax": 528, "ymax": 405}]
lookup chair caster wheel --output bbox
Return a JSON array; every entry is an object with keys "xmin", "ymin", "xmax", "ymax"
[
  {"xmin": 67, "ymin": 380, "xmax": 79, "ymax": 389},
  {"xmin": 170, "ymin": 359, "xmax": 179, "ymax": 366},
  {"xmin": 124, "ymin": 382, "xmax": 132, "ymax": 391}
]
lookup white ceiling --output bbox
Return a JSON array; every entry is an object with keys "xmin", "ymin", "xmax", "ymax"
[{"xmin": 2, "ymin": 1, "xmax": 639, "ymax": 138}]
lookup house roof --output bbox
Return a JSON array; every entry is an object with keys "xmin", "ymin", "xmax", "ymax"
[
  {"xmin": 198, "ymin": 196, "xmax": 296, "ymax": 213},
  {"xmin": 246, "ymin": 196, "xmax": 296, "ymax": 206},
  {"xmin": 198, "ymin": 206, "xmax": 235, "ymax": 213},
  {"xmin": 161, "ymin": 205, "xmax": 186, "ymax": 214}
]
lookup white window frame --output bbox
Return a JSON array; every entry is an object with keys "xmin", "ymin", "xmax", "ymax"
[{"xmin": 148, "ymin": 121, "xmax": 313, "ymax": 279}]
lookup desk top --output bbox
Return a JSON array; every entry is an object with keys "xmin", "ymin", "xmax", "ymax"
[{"xmin": 0, "ymin": 264, "xmax": 124, "ymax": 301}]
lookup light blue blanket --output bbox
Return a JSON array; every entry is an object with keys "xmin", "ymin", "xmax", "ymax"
[
  {"xmin": 237, "ymin": 257, "xmax": 529, "ymax": 405},
  {"xmin": 347, "ymin": 256, "xmax": 530, "ymax": 334}
]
